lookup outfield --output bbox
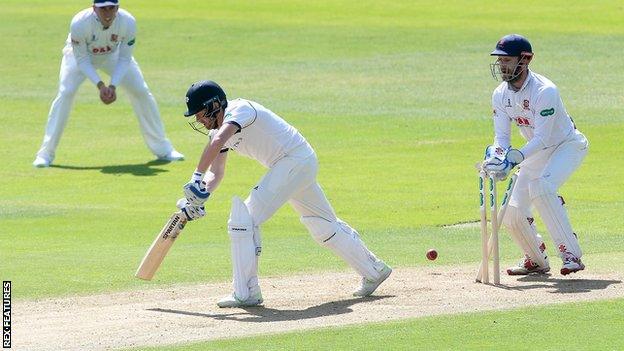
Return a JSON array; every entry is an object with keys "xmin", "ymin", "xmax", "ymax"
[{"xmin": 1, "ymin": 0, "xmax": 623, "ymax": 350}]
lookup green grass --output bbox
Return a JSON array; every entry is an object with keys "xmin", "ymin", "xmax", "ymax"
[
  {"xmin": 1, "ymin": 0, "xmax": 623, "ymax": 349},
  {"xmin": 134, "ymin": 297, "xmax": 624, "ymax": 351}
]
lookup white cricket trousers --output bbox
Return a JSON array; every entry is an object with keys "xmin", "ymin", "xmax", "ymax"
[
  {"xmin": 245, "ymin": 144, "xmax": 337, "ymax": 228},
  {"xmin": 35, "ymin": 49, "xmax": 174, "ymax": 161},
  {"xmin": 234, "ymin": 145, "xmax": 336, "ymax": 295},
  {"xmin": 229, "ymin": 144, "xmax": 384, "ymax": 299},
  {"xmin": 508, "ymin": 130, "xmax": 589, "ymax": 259}
]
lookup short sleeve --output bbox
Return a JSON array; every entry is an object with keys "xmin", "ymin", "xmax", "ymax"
[{"xmin": 223, "ymin": 102, "xmax": 257, "ymax": 129}]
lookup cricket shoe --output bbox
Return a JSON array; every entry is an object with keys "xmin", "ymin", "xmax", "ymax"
[
  {"xmin": 561, "ymin": 257, "xmax": 585, "ymax": 276},
  {"xmin": 506, "ymin": 257, "xmax": 550, "ymax": 276},
  {"xmin": 353, "ymin": 262, "xmax": 392, "ymax": 297},
  {"xmin": 32, "ymin": 155, "xmax": 52, "ymax": 168},
  {"xmin": 158, "ymin": 150, "xmax": 185, "ymax": 162},
  {"xmin": 217, "ymin": 290, "xmax": 263, "ymax": 308}
]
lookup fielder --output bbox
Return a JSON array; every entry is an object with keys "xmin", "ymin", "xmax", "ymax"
[
  {"xmin": 33, "ymin": 0, "xmax": 183, "ymax": 167},
  {"xmin": 483, "ymin": 34, "xmax": 588, "ymax": 276},
  {"xmin": 177, "ymin": 80, "xmax": 392, "ymax": 308}
]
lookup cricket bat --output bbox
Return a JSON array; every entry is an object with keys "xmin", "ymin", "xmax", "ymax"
[{"xmin": 135, "ymin": 211, "xmax": 188, "ymax": 280}]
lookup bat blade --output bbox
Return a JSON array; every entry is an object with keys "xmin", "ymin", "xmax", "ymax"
[{"xmin": 135, "ymin": 211, "xmax": 187, "ymax": 281}]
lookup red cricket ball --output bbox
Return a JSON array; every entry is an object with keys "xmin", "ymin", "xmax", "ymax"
[{"xmin": 426, "ymin": 249, "xmax": 438, "ymax": 261}]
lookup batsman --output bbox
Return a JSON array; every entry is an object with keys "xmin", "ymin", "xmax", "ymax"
[
  {"xmin": 177, "ymin": 80, "xmax": 391, "ymax": 308},
  {"xmin": 482, "ymin": 34, "xmax": 589, "ymax": 276}
]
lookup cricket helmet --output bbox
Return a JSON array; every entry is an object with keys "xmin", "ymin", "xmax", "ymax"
[
  {"xmin": 491, "ymin": 34, "xmax": 533, "ymax": 57},
  {"xmin": 490, "ymin": 34, "xmax": 533, "ymax": 82},
  {"xmin": 184, "ymin": 80, "xmax": 227, "ymax": 117}
]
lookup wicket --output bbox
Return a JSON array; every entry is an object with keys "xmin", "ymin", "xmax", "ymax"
[{"xmin": 475, "ymin": 170, "xmax": 518, "ymax": 284}]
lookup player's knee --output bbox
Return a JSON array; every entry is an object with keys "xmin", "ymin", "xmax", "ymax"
[
  {"xmin": 528, "ymin": 177, "xmax": 556, "ymax": 200},
  {"xmin": 300, "ymin": 216, "xmax": 337, "ymax": 245},
  {"xmin": 58, "ymin": 85, "xmax": 79, "ymax": 97}
]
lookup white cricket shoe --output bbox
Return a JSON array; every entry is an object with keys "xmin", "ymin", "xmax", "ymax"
[
  {"xmin": 506, "ymin": 257, "xmax": 550, "ymax": 276},
  {"xmin": 561, "ymin": 257, "xmax": 585, "ymax": 276},
  {"xmin": 33, "ymin": 155, "xmax": 52, "ymax": 168},
  {"xmin": 353, "ymin": 262, "xmax": 392, "ymax": 297},
  {"xmin": 507, "ymin": 257, "xmax": 550, "ymax": 275},
  {"xmin": 217, "ymin": 290, "xmax": 263, "ymax": 308},
  {"xmin": 158, "ymin": 150, "xmax": 185, "ymax": 161}
]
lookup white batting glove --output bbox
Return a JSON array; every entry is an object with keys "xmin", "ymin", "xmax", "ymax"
[
  {"xmin": 183, "ymin": 171, "xmax": 210, "ymax": 206},
  {"xmin": 181, "ymin": 205, "xmax": 206, "ymax": 221},
  {"xmin": 176, "ymin": 198, "xmax": 190, "ymax": 209}
]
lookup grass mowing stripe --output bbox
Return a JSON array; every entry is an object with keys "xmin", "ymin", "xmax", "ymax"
[{"xmin": 130, "ymin": 297, "xmax": 624, "ymax": 351}]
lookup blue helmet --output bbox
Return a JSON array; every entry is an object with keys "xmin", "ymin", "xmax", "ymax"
[
  {"xmin": 490, "ymin": 34, "xmax": 533, "ymax": 82},
  {"xmin": 491, "ymin": 34, "xmax": 532, "ymax": 57}
]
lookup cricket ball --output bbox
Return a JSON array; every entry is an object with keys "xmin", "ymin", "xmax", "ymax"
[{"xmin": 426, "ymin": 249, "xmax": 438, "ymax": 261}]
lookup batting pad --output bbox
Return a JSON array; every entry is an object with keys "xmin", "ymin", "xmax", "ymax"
[
  {"xmin": 529, "ymin": 179, "xmax": 582, "ymax": 258},
  {"xmin": 503, "ymin": 206, "xmax": 549, "ymax": 268},
  {"xmin": 227, "ymin": 196, "xmax": 259, "ymax": 301},
  {"xmin": 300, "ymin": 216, "xmax": 382, "ymax": 280}
]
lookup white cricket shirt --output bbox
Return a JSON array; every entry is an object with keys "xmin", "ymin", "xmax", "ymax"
[
  {"xmin": 65, "ymin": 8, "xmax": 136, "ymax": 86},
  {"xmin": 491, "ymin": 70, "xmax": 579, "ymax": 159},
  {"xmin": 214, "ymin": 99, "xmax": 313, "ymax": 168}
]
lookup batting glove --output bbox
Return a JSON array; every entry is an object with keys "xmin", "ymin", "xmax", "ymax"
[
  {"xmin": 183, "ymin": 171, "xmax": 210, "ymax": 206},
  {"xmin": 181, "ymin": 205, "xmax": 206, "ymax": 221}
]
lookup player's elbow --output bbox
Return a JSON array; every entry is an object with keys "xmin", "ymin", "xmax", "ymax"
[{"xmin": 211, "ymin": 136, "xmax": 229, "ymax": 150}]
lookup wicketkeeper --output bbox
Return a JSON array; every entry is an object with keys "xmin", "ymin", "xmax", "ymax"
[
  {"xmin": 482, "ymin": 34, "xmax": 589, "ymax": 276},
  {"xmin": 178, "ymin": 80, "xmax": 392, "ymax": 307}
]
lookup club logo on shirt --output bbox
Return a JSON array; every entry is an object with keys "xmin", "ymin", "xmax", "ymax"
[
  {"xmin": 92, "ymin": 45, "xmax": 112, "ymax": 54},
  {"xmin": 523, "ymin": 99, "xmax": 530, "ymax": 110},
  {"xmin": 515, "ymin": 117, "xmax": 531, "ymax": 126},
  {"xmin": 540, "ymin": 108, "xmax": 555, "ymax": 116},
  {"xmin": 111, "ymin": 34, "xmax": 118, "ymax": 42}
]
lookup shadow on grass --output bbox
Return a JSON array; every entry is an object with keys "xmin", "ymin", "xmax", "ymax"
[
  {"xmin": 500, "ymin": 275, "xmax": 621, "ymax": 294},
  {"xmin": 148, "ymin": 295, "xmax": 393, "ymax": 322},
  {"xmin": 50, "ymin": 159, "xmax": 173, "ymax": 176}
]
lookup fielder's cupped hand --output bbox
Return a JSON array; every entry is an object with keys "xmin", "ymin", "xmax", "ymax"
[
  {"xmin": 99, "ymin": 85, "xmax": 117, "ymax": 104},
  {"xmin": 183, "ymin": 179, "xmax": 210, "ymax": 206}
]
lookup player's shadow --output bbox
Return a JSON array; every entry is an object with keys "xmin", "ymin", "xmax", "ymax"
[
  {"xmin": 501, "ymin": 275, "xmax": 621, "ymax": 294},
  {"xmin": 50, "ymin": 159, "xmax": 172, "ymax": 176},
  {"xmin": 148, "ymin": 295, "xmax": 393, "ymax": 322}
]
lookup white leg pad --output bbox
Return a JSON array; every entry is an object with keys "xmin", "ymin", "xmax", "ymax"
[
  {"xmin": 529, "ymin": 178, "xmax": 582, "ymax": 259},
  {"xmin": 502, "ymin": 206, "xmax": 549, "ymax": 268},
  {"xmin": 301, "ymin": 216, "xmax": 383, "ymax": 280},
  {"xmin": 227, "ymin": 196, "xmax": 259, "ymax": 301}
]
